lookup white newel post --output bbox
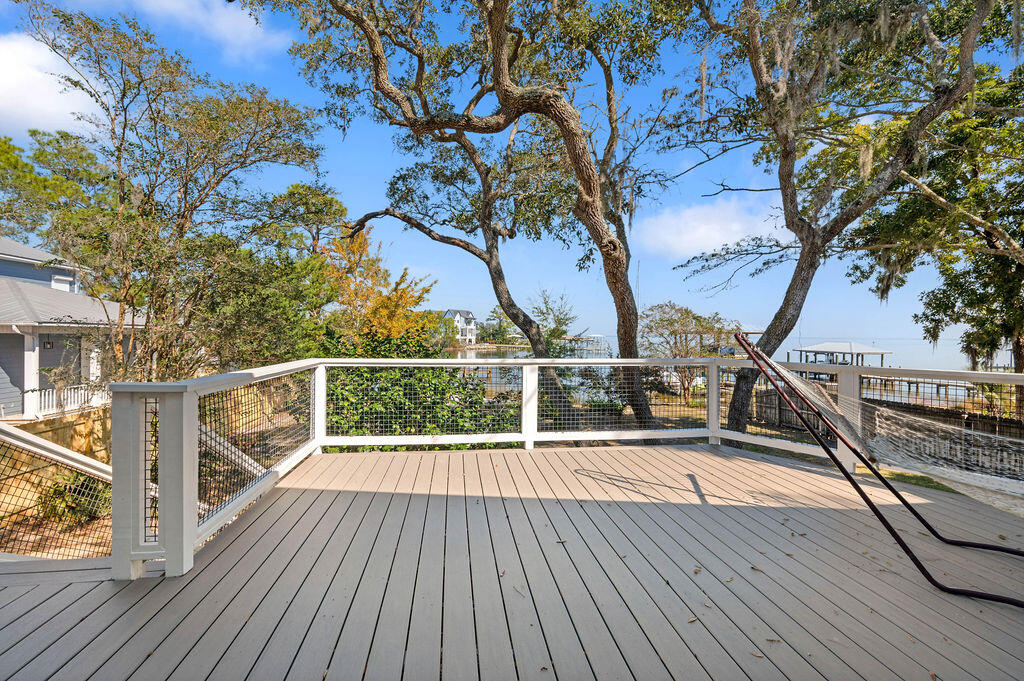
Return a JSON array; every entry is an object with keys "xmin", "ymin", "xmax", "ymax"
[
  {"xmin": 313, "ymin": 364, "xmax": 327, "ymax": 450},
  {"xmin": 707, "ymin": 359, "xmax": 721, "ymax": 445},
  {"xmin": 111, "ymin": 390, "xmax": 147, "ymax": 580},
  {"xmin": 521, "ymin": 365, "xmax": 538, "ymax": 450},
  {"xmin": 836, "ymin": 369, "xmax": 860, "ymax": 473},
  {"xmin": 160, "ymin": 390, "xmax": 199, "ymax": 577},
  {"xmin": 22, "ymin": 332, "xmax": 40, "ymax": 419}
]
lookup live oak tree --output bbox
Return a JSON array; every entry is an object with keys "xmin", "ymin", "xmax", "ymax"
[
  {"xmin": 346, "ymin": 127, "xmax": 575, "ymax": 362},
  {"xmin": 672, "ymin": 0, "xmax": 997, "ymax": 433},
  {"xmin": 253, "ymin": 0, "xmax": 686, "ymax": 425},
  {"xmin": 842, "ymin": 62, "xmax": 1024, "ymax": 417},
  {"xmin": 638, "ymin": 302, "xmax": 740, "ymax": 405},
  {"xmin": 12, "ymin": 1, "xmax": 322, "ymax": 380}
]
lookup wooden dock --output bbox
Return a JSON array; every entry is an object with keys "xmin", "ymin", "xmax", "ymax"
[{"xmin": 0, "ymin": 444, "xmax": 1021, "ymax": 680}]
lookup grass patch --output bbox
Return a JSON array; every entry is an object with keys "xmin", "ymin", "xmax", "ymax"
[{"xmin": 855, "ymin": 464, "xmax": 960, "ymax": 494}]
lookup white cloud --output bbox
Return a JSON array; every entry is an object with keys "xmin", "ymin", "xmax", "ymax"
[
  {"xmin": 90, "ymin": 0, "xmax": 292, "ymax": 61},
  {"xmin": 634, "ymin": 196, "xmax": 779, "ymax": 259},
  {"xmin": 0, "ymin": 32, "xmax": 96, "ymax": 136}
]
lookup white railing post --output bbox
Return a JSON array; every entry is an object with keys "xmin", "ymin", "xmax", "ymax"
[
  {"xmin": 111, "ymin": 391, "xmax": 147, "ymax": 580},
  {"xmin": 313, "ymin": 363, "xmax": 327, "ymax": 450},
  {"xmin": 22, "ymin": 333, "xmax": 40, "ymax": 419},
  {"xmin": 521, "ymin": 364, "xmax": 538, "ymax": 450},
  {"xmin": 159, "ymin": 390, "xmax": 199, "ymax": 577},
  {"xmin": 836, "ymin": 368, "xmax": 860, "ymax": 473},
  {"xmin": 707, "ymin": 359, "xmax": 721, "ymax": 445}
]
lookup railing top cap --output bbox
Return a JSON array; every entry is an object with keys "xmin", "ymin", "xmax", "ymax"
[{"xmin": 107, "ymin": 355, "xmax": 1024, "ymax": 395}]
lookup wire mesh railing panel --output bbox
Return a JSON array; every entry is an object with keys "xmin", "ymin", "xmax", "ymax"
[
  {"xmin": 538, "ymin": 365, "xmax": 708, "ymax": 433},
  {"xmin": 144, "ymin": 397, "xmax": 159, "ymax": 542},
  {"xmin": 0, "ymin": 440, "xmax": 111, "ymax": 559},
  {"xmin": 858, "ymin": 375, "xmax": 1024, "ymax": 479},
  {"xmin": 325, "ymin": 366, "xmax": 522, "ymax": 438},
  {"xmin": 719, "ymin": 366, "xmax": 838, "ymax": 446},
  {"xmin": 196, "ymin": 370, "xmax": 313, "ymax": 524}
]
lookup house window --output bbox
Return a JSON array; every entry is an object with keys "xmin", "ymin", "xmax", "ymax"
[{"xmin": 51, "ymin": 275, "xmax": 74, "ymax": 292}]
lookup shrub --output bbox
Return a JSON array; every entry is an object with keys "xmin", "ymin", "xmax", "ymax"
[{"xmin": 39, "ymin": 470, "xmax": 111, "ymax": 527}]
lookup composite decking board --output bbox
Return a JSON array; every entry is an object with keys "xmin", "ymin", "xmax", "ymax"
[
  {"xmin": 37, "ymin": 463, "xmax": 326, "ymax": 681},
  {"xmin": 695, "ymin": 445, "xmax": 1024, "ymax": 636},
  {"xmin": 46, "ymin": 464, "xmax": 330, "ymax": 681},
  {"xmin": 687, "ymin": 444, "xmax": 1021, "ymax": 594},
  {"xmin": 669, "ymin": 445, "xmax": 1024, "ymax": 677},
  {"xmin": 640, "ymin": 446, "xmax": 1024, "ymax": 681},
  {"xmin": 438, "ymin": 452, "xmax": 480, "ymax": 681},
  {"xmin": 0, "ymin": 556, "xmax": 111, "ymax": 578},
  {"xmin": 580, "ymin": 447, "xmax": 903, "ymax": 681},
  {"xmin": 162, "ymin": 453, "xmax": 367, "ymax": 681},
  {"xmin": 215, "ymin": 454, "xmax": 394, "ymax": 681},
  {"xmin": 322, "ymin": 454, "xmax": 427, "ymax": 681},
  {"xmin": 539, "ymin": 448, "xmax": 794, "ymax": 681},
  {"xmin": 0, "ymin": 580, "xmax": 98, "ymax": 654},
  {"xmin": 286, "ymin": 454, "xmax": 416, "ymax": 679},
  {"xmin": 244, "ymin": 455, "xmax": 399, "ymax": 681},
  {"xmin": 500, "ymin": 451, "xmax": 675, "ymax": 681},
  {"xmin": 491, "ymin": 452, "xmax": 637, "ymax": 681},
  {"xmin": 689, "ymin": 445, "xmax": 1024, "ymax": 647},
  {"xmin": 361, "ymin": 453, "xmax": 440, "ymax": 681},
  {"xmin": 708, "ymin": 444, "xmax": 1024, "ymax": 578},
  {"xmin": 682, "ymin": 447, "xmax": 1024, "ymax": 656},
  {"xmin": 619, "ymin": 446, "xmax": 995, "ymax": 681},
  {"xmin": 520, "ymin": 450, "xmax": 744, "ymax": 681},
  {"xmin": 553, "ymin": 448, "xmax": 829, "ymax": 681},
  {"xmin": 568, "ymin": 448, "xmax": 870, "ymax": 681},
  {"xmin": 0, "ymin": 579, "xmax": 128, "ymax": 672},
  {"xmin": 102, "ymin": 457, "xmax": 345, "ymax": 681},
  {"xmin": 461, "ymin": 453, "xmax": 519, "ymax": 681},
  {"xmin": 4, "ymin": 446, "xmax": 1023, "ymax": 681},
  {"xmin": 0, "ymin": 584, "xmax": 33, "ymax": 610},
  {"xmin": 0, "ymin": 581, "xmax": 68, "ymax": 625},
  {"xmin": 518, "ymin": 449, "xmax": 727, "ymax": 681},
  {"xmin": 714, "ymin": 447, "xmax": 1024, "ymax": 584},
  {"xmin": 7, "ymin": 575, "xmax": 162, "ymax": 681},
  {"xmin": 401, "ymin": 453, "xmax": 449, "ymax": 681},
  {"xmin": 0, "ymin": 568, "xmax": 112, "ymax": 586},
  {"xmin": 476, "ymin": 451, "xmax": 596, "ymax": 681},
  {"xmin": 146, "ymin": 453, "xmax": 366, "ymax": 681}
]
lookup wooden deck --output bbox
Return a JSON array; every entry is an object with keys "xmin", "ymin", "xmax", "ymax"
[{"xmin": 0, "ymin": 445, "xmax": 1021, "ymax": 681}]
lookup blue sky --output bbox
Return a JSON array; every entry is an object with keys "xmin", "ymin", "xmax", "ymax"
[{"xmin": 0, "ymin": 0, "xmax": 1001, "ymax": 369}]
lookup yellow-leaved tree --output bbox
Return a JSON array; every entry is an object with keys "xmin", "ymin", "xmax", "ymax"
[{"xmin": 322, "ymin": 229, "xmax": 437, "ymax": 342}]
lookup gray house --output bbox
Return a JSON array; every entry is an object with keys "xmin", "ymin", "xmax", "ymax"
[{"xmin": 0, "ymin": 238, "xmax": 120, "ymax": 419}]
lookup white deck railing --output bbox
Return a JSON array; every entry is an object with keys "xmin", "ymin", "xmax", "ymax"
[
  {"xmin": 35, "ymin": 384, "xmax": 108, "ymax": 417},
  {"xmin": 108, "ymin": 357, "xmax": 1024, "ymax": 579}
]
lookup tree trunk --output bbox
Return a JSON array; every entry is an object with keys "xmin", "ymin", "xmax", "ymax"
[
  {"xmin": 727, "ymin": 245, "xmax": 822, "ymax": 433},
  {"xmin": 481, "ymin": 230, "xmax": 576, "ymax": 427}
]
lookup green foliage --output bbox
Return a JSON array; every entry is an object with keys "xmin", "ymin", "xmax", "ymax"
[
  {"xmin": 325, "ymin": 329, "xmax": 520, "ymax": 449},
  {"xmin": 39, "ymin": 471, "xmax": 111, "ymax": 527},
  {"xmin": 530, "ymin": 289, "xmax": 581, "ymax": 354},
  {"xmin": 477, "ymin": 306, "xmax": 519, "ymax": 345},
  {"xmin": 843, "ymin": 60, "xmax": 1024, "ymax": 372},
  {"xmin": 3, "ymin": 2, "xmax": 323, "ymax": 382}
]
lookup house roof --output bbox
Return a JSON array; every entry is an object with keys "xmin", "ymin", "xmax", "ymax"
[
  {"xmin": 792, "ymin": 340, "xmax": 892, "ymax": 356},
  {"xmin": 0, "ymin": 279, "xmax": 129, "ymax": 327},
  {"xmin": 0, "ymin": 237, "xmax": 73, "ymax": 268},
  {"xmin": 445, "ymin": 309, "xmax": 476, "ymax": 319}
]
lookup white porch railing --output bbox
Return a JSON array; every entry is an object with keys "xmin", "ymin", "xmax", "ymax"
[
  {"xmin": 108, "ymin": 357, "xmax": 1024, "ymax": 580},
  {"xmin": 36, "ymin": 384, "xmax": 109, "ymax": 417}
]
